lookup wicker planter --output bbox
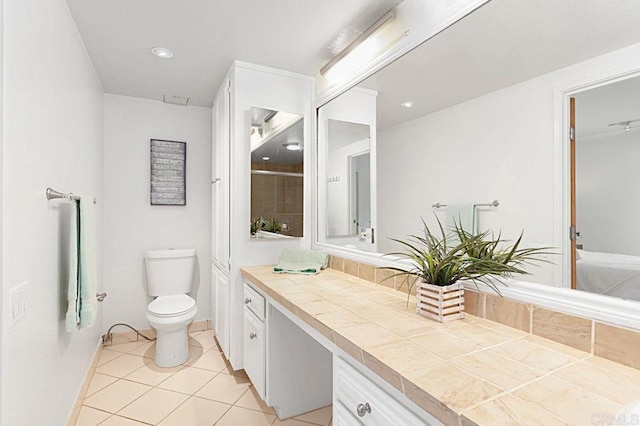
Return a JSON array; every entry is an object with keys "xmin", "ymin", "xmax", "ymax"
[{"xmin": 416, "ymin": 281, "xmax": 465, "ymax": 322}]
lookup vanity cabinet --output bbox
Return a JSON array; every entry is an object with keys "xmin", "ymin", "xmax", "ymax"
[
  {"xmin": 334, "ymin": 357, "xmax": 432, "ymax": 426},
  {"xmin": 242, "ymin": 283, "xmax": 267, "ymax": 399}
]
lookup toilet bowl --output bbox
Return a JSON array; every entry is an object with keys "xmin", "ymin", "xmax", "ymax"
[{"xmin": 144, "ymin": 248, "xmax": 198, "ymax": 368}]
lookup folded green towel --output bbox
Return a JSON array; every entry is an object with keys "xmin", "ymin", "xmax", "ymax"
[{"xmin": 273, "ymin": 249, "xmax": 329, "ymax": 275}]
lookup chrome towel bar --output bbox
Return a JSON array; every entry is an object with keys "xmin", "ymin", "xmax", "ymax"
[
  {"xmin": 46, "ymin": 187, "xmax": 97, "ymax": 204},
  {"xmin": 432, "ymin": 200, "xmax": 499, "ymax": 209}
]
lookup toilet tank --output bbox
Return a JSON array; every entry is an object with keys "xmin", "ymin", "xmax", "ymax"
[{"xmin": 145, "ymin": 248, "xmax": 197, "ymax": 297}]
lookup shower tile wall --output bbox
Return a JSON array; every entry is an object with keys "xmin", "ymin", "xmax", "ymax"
[{"xmin": 251, "ymin": 163, "xmax": 303, "ymax": 237}]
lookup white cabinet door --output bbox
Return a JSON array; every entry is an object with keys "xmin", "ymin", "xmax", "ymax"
[
  {"xmin": 213, "ymin": 265, "xmax": 231, "ymax": 358},
  {"xmin": 243, "ymin": 307, "xmax": 266, "ymax": 399},
  {"xmin": 211, "ymin": 79, "xmax": 230, "ymax": 270}
]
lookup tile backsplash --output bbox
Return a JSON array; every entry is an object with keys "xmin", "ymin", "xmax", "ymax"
[{"xmin": 327, "ymin": 254, "xmax": 640, "ymax": 371}]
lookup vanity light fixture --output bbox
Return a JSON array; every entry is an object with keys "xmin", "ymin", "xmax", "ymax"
[
  {"xmin": 320, "ymin": 10, "xmax": 396, "ymax": 78},
  {"xmin": 151, "ymin": 47, "xmax": 174, "ymax": 59},
  {"xmin": 283, "ymin": 143, "xmax": 302, "ymax": 151},
  {"xmin": 400, "ymin": 100, "xmax": 415, "ymax": 108},
  {"xmin": 262, "ymin": 156, "xmax": 270, "ymax": 161}
]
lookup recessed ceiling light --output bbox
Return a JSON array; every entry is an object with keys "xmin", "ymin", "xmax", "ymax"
[
  {"xmin": 400, "ymin": 100, "xmax": 415, "ymax": 108},
  {"xmin": 151, "ymin": 47, "xmax": 174, "ymax": 59},
  {"xmin": 283, "ymin": 143, "xmax": 302, "ymax": 151},
  {"xmin": 262, "ymin": 156, "xmax": 270, "ymax": 161}
]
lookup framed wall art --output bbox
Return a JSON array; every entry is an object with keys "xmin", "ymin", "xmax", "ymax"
[{"xmin": 150, "ymin": 139, "xmax": 187, "ymax": 205}]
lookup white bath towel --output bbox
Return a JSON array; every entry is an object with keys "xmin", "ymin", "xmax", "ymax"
[
  {"xmin": 65, "ymin": 197, "xmax": 97, "ymax": 331},
  {"xmin": 446, "ymin": 204, "xmax": 477, "ymax": 236}
]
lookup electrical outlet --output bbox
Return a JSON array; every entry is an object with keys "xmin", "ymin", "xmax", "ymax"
[{"xmin": 10, "ymin": 281, "xmax": 28, "ymax": 326}]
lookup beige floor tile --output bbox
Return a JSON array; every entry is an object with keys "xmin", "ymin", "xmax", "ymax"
[
  {"xmin": 188, "ymin": 330, "xmax": 217, "ymax": 350},
  {"xmin": 195, "ymin": 372, "xmax": 251, "ymax": 404},
  {"xmin": 85, "ymin": 373, "xmax": 119, "ymax": 397},
  {"xmin": 158, "ymin": 366, "xmax": 217, "ymax": 395},
  {"xmin": 124, "ymin": 362, "xmax": 182, "ymax": 386},
  {"xmin": 158, "ymin": 397, "xmax": 231, "ymax": 426},
  {"xmin": 411, "ymin": 330, "xmax": 480, "ymax": 359},
  {"xmin": 117, "ymin": 388, "xmax": 188, "ymax": 425},
  {"xmin": 490, "ymin": 338, "xmax": 577, "ymax": 373},
  {"xmin": 100, "ymin": 415, "xmax": 149, "ymax": 425},
  {"xmin": 84, "ymin": 380, "xmax": 151, "ymax": 413},
  {"xmin": 186, "ymin": 348, "xmax": 228, "ymax": 372},
  {"xmin": 96, "ymin": 354, "xmax": 151, "ymax": 378},
  {"xmin": 293, "ymin": 405, "xmax": 332, "ymax": 425},
  {"xmin": 453, "ymin": 350, "xmax": 541, "ymax": 391},
  {"xmin": 235, "ymin": 387, "xmax": 275, "ymax": 414},
  {"xmin": 106, "ymin": 340, "xmax": 149, "ymax": 354},
  {"xmin": 109, "ymin": 331, "xmax": 139, "ymax": 345},
  {"xmin": 273, "ymin": 419, "xmax": 318, "ymax": 426},
  {"xmin": 128, "ymin": 341, "xmax": 156, "ymax": 359},
  {"xmin": 97, "ymin": 349, "xmax": 124, "ymax": 366},
  {"xmin": 215, "ymin": 406, "xmax": 276, "ymax": 426},
  {"xmin": 74, "ymin": 406, "xmax": 111, "ymax": 426}
]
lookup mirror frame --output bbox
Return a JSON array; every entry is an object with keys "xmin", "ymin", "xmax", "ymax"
[{"xmin": 311, "ymin": 2, "xmax": 640, "ymax": 331}]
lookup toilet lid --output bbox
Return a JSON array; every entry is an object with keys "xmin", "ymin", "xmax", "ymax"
[{"xmin": 148, "ymin": 294, "xmax": 196, "ymax": 317}]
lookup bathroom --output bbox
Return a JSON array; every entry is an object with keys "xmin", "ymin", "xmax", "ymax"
[{"xmin": 2, "ymin": 0, "xmax": 640, "ymax": 425}]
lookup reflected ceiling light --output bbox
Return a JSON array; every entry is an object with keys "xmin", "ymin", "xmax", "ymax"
[
  {"xmin": 320, "ymin": 10, "xmax": 396, "ymax": 79},
  {"xmin": 151, "ymin": 47, "xmax": 174, "ymax": 59},
  {"xmin": 400, "ymin": 100, "xmax": 415, "ymax": 108},
  {"xmin": 262, "ymin": 156, "xmax": 270, "ymax": 161},
  {"xmin": 609, "ymin": 118, "xmax": 640, "ymax": 133},
  {"xmin": 283, "ymin": 143, "xmax": 302, "ymax": 151}
]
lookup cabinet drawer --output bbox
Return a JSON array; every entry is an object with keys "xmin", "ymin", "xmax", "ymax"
[
  {"xmin": 243, "ymin": 307, "xmax": 266, "ymax": 399},
  {"xmin": 334, "ymin": 357, "xmax": 428, "ymax": 426},
  {"xmin": 243, "ymin": 283, "xmax": 266, "ymax": 320}
]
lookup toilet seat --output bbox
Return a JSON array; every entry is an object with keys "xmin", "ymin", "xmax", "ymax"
[{"xmin": 148, "ymin": 294, "xmax": 196, "ymax": 318}]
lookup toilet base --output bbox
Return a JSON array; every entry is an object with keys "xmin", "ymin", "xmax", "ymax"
[{"xmin": 153, "ymin": 322, "xmax": 191, "ymax": 368}]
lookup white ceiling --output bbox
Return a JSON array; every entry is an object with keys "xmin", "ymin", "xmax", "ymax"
[
  {"xmin": 251, "ymin": 119, "xmax": 304, "ymax": 165},
  {"xmin": 65, "ymin": 0, "xmax": 400, "ymax": 107},
  {"xmin": 357, "ymin": 0, "xmax": 640, "ymax": 131},
  {"xmin": 328, "ymin": 120, "xmax": 370, "ymax": 152}
]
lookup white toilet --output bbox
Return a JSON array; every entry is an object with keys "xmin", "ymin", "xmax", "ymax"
[{"xmin": 144, "ymin": 248, "xmax": 198, "ymax": 368}]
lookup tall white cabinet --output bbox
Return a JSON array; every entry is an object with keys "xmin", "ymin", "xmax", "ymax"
[{"xmin": 211, "ymin": 61, "xmax": 315, "ymax": 369}]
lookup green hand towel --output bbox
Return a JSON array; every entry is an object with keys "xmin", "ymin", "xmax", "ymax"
[{"xmin": 273, "ymin": 249, "xmax": 329, "ymax": 275}]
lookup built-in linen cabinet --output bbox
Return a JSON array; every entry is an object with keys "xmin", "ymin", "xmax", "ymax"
[{"xmin": 242, "ymin": 283, "xmax": 267, "ymax": 399}]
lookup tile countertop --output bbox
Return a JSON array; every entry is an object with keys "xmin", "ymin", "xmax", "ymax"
[{"xmin": 241, "ymin": 266, "xmax": 640, "ymax": 426}]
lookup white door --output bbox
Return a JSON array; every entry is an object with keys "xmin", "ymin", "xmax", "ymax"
[
  {"xmin": 214, "ymin": 266, "xmax": 231, "ymax": 358},
  {"xmin": 211, "ymin": 79, "xmax": 231, "ymax": 271}
]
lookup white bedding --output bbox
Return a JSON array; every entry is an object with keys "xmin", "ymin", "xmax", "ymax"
[{"xmin": 576, "ymin": 250, "xmax": 640, "ymax": 302}]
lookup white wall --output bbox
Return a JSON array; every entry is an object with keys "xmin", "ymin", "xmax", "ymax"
[
  {"xmin": 103, "ymin": 94, "xmax": 211, "ymax": 330},
  {"xmin": 376, "ymin": 41, "xmax": 640, "ymax": 286},
  {"xmin": 3, "ymin": 0, "xmax": 104, "ymax": 424},
  {"xmin": 576, "ymin": 131, "xmax": 640, "ymax": 256}
]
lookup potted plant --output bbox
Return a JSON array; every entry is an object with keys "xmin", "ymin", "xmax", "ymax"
[
  {"xmin": 250, "ymin": 217, "xmax": 268, "ymax": 235},
  {"xmin": 386, "ymin": 218, "xmax": 550, "ymax": 322}
]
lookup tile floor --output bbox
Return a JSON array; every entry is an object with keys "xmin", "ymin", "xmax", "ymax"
[{"xmin": 75, "ymin": 330, "xmax": 332, "ymax": 426}]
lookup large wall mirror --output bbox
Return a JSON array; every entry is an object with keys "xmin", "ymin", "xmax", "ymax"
[
  {"xmin": 250, "ymin": 107, "xmax": 304, "ymax": 238},
  {"xmin": 316, "ymin": 0, "xmax": 640, "ymax": 304}
]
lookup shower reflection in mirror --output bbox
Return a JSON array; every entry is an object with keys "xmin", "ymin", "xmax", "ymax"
[{"xmin": 250, "ymin": 107, "xmax": 304, "ymax": 238}]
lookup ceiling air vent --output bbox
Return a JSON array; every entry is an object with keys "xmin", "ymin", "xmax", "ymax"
[{"xmin": 163, "ymin": 95, "xmax": 189, "ymax": 106}]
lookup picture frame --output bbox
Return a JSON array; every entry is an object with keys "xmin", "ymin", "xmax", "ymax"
[{"xmin": 150, "ymin": 139, "xmax": 187, "ymax": 206}]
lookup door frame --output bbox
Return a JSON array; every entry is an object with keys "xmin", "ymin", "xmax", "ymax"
[{"xmin": 555, "ymin": 69, "xmax": 640, "ymax": 289}]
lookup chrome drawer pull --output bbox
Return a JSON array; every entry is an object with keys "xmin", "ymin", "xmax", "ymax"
[
  {"xmin": 356, "ymin": 402, "xmax": 371, "ymax": 417},
  {"xmin": 244, "ymin": 297, "xmax": 252, "ymax": 304},
  {"xmin": 249, "ymin": 332, "xmax": 257, "ymax": 339}
]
